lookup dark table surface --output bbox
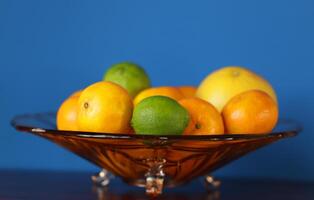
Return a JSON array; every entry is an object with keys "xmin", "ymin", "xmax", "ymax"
[{"xmin": 0, "ymin": 170, "xmax": 313, "ymax": 200}]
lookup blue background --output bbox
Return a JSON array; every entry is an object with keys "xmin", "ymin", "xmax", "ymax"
[{"xmin": 1, "ymin": 0, "xmax": 313, "ymax": 181}]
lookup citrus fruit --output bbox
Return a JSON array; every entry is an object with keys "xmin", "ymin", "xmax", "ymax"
[
  {"xmin": 56, "ymin": 90, "xmax": 82, "ymax": 131},
  {"xmin": 178, "ymin": 86, "xmax": 197, "ymax": 98},
  {"xmin": 103, "ymin": 62, "xmax": 151, "ymax": 98},
  {"xmin": 131, "ymin": 96, "xmax": 189, "ymax": 135},
  {"xmin": 77, "ymin": 81, "xmax": 133, "ymax": 134},
  {"xmin": 222, "ymin": 90, "xmax": 278, "ymax": 134},
  {"xmin": 179, "ymin": 97, "xmax": 224, "ymax": 135},
  {"xmin": 134, "ymin": 86, "xmax": 184, "ymax": 105},
  {"xmin": 69, "ymin": 90, "xmax": 82, "ymax": 98},
  {"xmin": 196, "ymin": 66, "xmax": 277, "ymax": 112}
]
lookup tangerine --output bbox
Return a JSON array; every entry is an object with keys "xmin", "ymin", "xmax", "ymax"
[
  {"xmin": 134, "ymin": 86, "xmax": 184, "ymax": 105},
  {"xmin": 222, "ymin": 90, "xmax": 278, "ymax": 134},
  {"xmin": 179, "ymin": 97, "xmax": 224, "ymax": 135}
]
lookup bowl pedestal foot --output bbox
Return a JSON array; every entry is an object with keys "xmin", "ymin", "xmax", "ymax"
[
  {"xmin": 144, "ymin": 160, "xmax": 165, "ymax": 197},
  {"xmin": 204, "ymin": 175, "xmax": 221, "ymax": 199},
  {"xmin": 204, "ymin": 175, "xmax": 221, "ymax": 190},
  {"xmin": 91, "ymin": 169, "xmax": 112, "ymax": 187}
]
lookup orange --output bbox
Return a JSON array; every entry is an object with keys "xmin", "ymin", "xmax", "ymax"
[
  {"xmin": 222, "ymin": 90, "xmax": 278, "ymax": 134},
  {"xmin": 179, "ymin": 97, "xmax": 224, "ymax": 135},
  {"xmin": 69, "ymin": 90, "xmax": 82, "ymax": 98},
  {"xmin": 178, "ymin": 86, "xmax": 197, "ymax": 98},
  {"xmin": 133, "ymin": 86, "xmax": 184, "ymax": 105},
  {"xmin": 56, "ymin": 90, "xmax": 82, "ymax": 131},
  {"xmin": 77, "ymin": 81, "xmax": 133, "ymax": 134}
]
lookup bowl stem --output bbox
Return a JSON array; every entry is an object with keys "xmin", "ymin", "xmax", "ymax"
[{"xmin": 145, "ymin": 159, "xmax": 165, "ymax": 197}]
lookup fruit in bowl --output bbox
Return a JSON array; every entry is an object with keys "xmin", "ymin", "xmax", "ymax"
[
  {"xmin": 77, "ymin": 81, "xmax": 133, "ymax": 134},
  {"xmin": 56, "ymin": 90, "xmax": 81, "ymax": 131},
  {"xmin": 57, "ymin": 64, "xmax": 279, "ymax": 136},
  {"xmin": 222, "ymin": 90, "xmax": 278, "ymax": 134},
  {"xmin": 132, "ymin": 96, "xmax": 190, "ymax": 135},
  {"xmin": 133, "ymin": 86, "xmax": 185, "ymax": 106},
  {"xmin": 179, "ymin": 97, "xmax": 224, "ymax": 135},
  {"xmin": 12, "ymin": 62, "xmax": 299, "ymax": 197},
  {"xmin": 196, "ymin": 66, "xmax": 277, "ymax": 112},
  {"xmin": 103, "ymin": 62, "xmax": 151, "ymax": 98}
]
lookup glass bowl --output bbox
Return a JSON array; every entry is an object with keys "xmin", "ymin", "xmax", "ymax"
[{"xmin": 11, "ymin": 112, "xmax": 301, "ymax": 196}]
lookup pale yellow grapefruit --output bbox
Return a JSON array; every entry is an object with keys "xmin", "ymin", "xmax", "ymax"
[{"xmin": 196, "ymin": 66, "xmax": 277, "ymax": 112}]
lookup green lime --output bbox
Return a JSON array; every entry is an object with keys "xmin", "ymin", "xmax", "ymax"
[
  {"xmin": 131, "ymin": 96, "xmax": 190, "ymax": 135},
  {"xmin": 103, "ymin": 62, "xmax": 151, "ymax": 98}
]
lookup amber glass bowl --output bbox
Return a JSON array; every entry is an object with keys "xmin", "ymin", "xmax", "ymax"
[{"xmin": 11, "ymin": 112, "xmax": 301, "ymax": 196}]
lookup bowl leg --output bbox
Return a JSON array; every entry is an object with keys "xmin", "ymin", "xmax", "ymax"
[
  {"xmin": 204, "ymin": 175, "xmax": 221, "ymax": 191},
  {"xmin": 92, "ymin": 185, "xmax": 109, "ymax": 200},
  {"xmin": 204, "ymin": 175, "xmax": 221, "ymax": 199},
  {"xmin": 145, "ymin": 160, "xmax": 165, "ymax": 197},
  {"xmin": 91, "ymin": 169, "xmax": 113, "ymax": 187}
]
